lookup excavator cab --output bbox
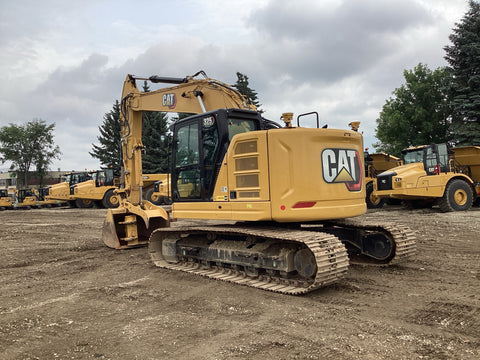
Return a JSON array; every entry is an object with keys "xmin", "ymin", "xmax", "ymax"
[{"xmin": 171, "ymin": 108, "xmax": 265, "ymax": 202}]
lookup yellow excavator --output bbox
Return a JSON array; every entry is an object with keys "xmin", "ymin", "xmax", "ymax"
[
  {"xmin": 0, "ymin": 189, "xmax": 13, "ymax": 210},
  {"xmin": 102, "ymin": 71, "xmax": 416, "ymax": 295}
]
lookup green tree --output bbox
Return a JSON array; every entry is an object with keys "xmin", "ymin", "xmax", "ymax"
[
  {"xmin": 233, "ymin": 72, "xmax": 262, "ymax": 110},
  {"xmin": 444, "ymin": 0, "xmax": 480, "ymax": 145},
  {"xmin": 142, "ymin": 111, "xmax": 171, "ymax": 173},
  {"xmin": 90, "ymin": 100, "xmax": 122, "ymax": 174},
  {"xmin": 0, "ymin": 119, "xmax": 61, "ymax": 187},
  {"xmin": 375, "ymin": 63, "xmax": 452, "ymax": 156},
  {"xmin": 141, "ymin": 81, "xmax": 172, "ymax": 173}
]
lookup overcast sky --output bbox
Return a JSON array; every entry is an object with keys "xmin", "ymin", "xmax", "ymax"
[{"xmin": 0, "ymin": 0, "xmax": 470, "ymax": 172}]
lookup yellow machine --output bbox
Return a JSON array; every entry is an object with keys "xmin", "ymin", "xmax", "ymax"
[
  {"xmin": 72, "ymin": 171, "xmax": 171, "ymax": 208},
  {"xmin": 144, "ymin": 174, "xmax": 171, "ymax": 205},
  {"xmin": 102, "ymin": 72, "xmax": 416, "ymax": 295},
  {"xmin": 31, "ymin": 188, "xmax": 64, "ymax": 207},
  {"xmin": 45, "ymin": 171, "xmax": 91, "ymax": 207},
  {"xmin": 364, "ymin": 151, "xmax": 403, "ymax": 208},
  {"xmin": 0, "ymin": 189, "xmax": 13, "ymax": 210},
  {"xmin": 72, "ymin": 168, "xmax": 120, "ymax": 208},
  {"xmin": 13, "ymin": 189, "xmax": 38, "ymax": 208},
  {"xmin": 374, "ymin": 144, "xmax": 480, "ymax": 211}
]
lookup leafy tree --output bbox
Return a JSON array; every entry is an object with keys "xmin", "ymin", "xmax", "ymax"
[
  {"xmin": 0, "ymin": 119, "xmax": 61, "ymax": 187},
  {"xmin": 444, "ymin": 0, "xmax": 480, "ymax": 145},
  {"xmin": 233, "ymin": 72, "xmax": 262, "ymax": 110},
  {"xmin": 90, "ymin": 100, "xmax": 122, "ymax": 174},
  {"xmin": 375, "ymin": 63, "xmax": 452, "ymax": 156}
]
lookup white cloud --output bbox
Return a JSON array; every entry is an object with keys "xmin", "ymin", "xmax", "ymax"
[{"xmin": 0, "ymin": 0, "xmax": 471, "ymax": 171}]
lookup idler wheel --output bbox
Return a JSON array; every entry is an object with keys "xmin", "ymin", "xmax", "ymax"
[
  {"xmin": 294, "ymin": 248, "xmax": 317, "ymax": 278},
  {"xmin": 363, "ymin": 233, "xmax": 394, "ymax": 261}
]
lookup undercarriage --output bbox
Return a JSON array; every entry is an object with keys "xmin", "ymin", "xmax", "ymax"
[{"xmin": 148, "ymin": 220, "xmax": 416, "ymax": 295}]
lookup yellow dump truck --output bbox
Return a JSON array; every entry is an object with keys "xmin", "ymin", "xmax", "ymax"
[
  {"xmin": 374, "ymin": 144, "xmax": 480, "ymax": 211},
  {"xmin": 72, "ymin": 169, "xmax": 120, "ymax": 208},
  {"xmin": 45, "ymin": 171, "xmax": 91, "ymax": 207},
  {"xmin": 72, "ymin": 171, "xmax": 170, "ymax": 208}
]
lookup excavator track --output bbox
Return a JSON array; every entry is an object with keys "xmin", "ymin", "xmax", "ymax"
[
  {"xmin": 148, "ymin": 225, "xmax": 349, "ymax": 295},
  {"xmin": 311, "ymin": 219, "xmax": 417, "ymax": 265}
]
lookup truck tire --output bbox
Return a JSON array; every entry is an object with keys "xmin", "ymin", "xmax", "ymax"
[
  {"xmin": 438, "ymin": 179, "xmax": 473, "ymax": 212},
  {"xmin": 75, "ymin": 198, "xmax": 94, "ymax": 208},
  {"xmin": 102, "ymin": 189, "xmax": 120, "ymax": 208},
  {"xmin": 145, "ymin": 188, "xmax": 164, "ymax": 205},
  {"xmin": 366, "ymin": 182, "xmax": 385, "ymax": 209}
]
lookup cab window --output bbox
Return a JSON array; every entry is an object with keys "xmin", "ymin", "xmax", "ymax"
[
  {"xmin": 228, "ymin": 118, "xmax": 257, "ymax": 141},
  {"xmin": 175, "ymin": 122, "xmax": 201, "ymax": 200}
]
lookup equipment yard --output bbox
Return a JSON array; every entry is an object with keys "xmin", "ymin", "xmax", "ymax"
[{"xmin": 1, "ymin": 206, "xmax": 479, "ymax": 360}]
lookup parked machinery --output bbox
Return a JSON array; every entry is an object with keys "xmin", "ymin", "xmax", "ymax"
[
  {"xmin": 72, "ymin": 168, "xmax": 120, "ymax": 208},
  {"xmin": 375, "ymin": 144, "xmax": 480, "ymax": 211},
  {"xmin": 13, "ymin": 189, "xmax": 38, "ymax": 209},
  {"xmin": 0, "ymin": 189, "xmax": 13, "ymax": 210},
  {"xmin": 364, "ymin": 150, "xmax": 403, "ymax": 208},
  {"xmin": 144, "ymin": 174, "xmax": 171, "ymax": 205},
  {"xmin": 45, "ymin": 171, "xmax": 91, "ymax": 207}
]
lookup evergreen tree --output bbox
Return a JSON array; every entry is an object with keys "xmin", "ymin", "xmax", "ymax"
[
  {"xmin": 141, "ymin": 81, "xmax": 172, "ymax": 173},
  {"xmin": 233, "ymin": 72, "xmax": 262, "ymax": 110},
  {"xmin": 375, "ymin": 64, "xmax": 452, "ymax": 156},
  {"xmin": 90, "ymin": 101, "xmax": 122, "ymax": 174},
  {"xmin": 142, "ymin": 111, "xmax": 171, "ymax": 173},
  {"xmin": 444, "ymin": 0, "xmax": 480, "ymax": 145}
]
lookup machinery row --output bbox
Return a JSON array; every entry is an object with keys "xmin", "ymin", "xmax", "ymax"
[
  {"xmin": 8, "ymin": 69, "xmax": 477, "ymax": 295},
  {"xmin": 0, "ymin": 170, "xmax": 170, "ymax": 210}
]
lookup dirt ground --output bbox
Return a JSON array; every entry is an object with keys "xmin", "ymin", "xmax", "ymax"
[{"xmin": 0, "ymin": 205, "xmax": 479, "ymax": 360}]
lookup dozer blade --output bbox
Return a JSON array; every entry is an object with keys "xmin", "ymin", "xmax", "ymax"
[{"xmin": 102, "ymin": 202, "xmax": 170, "ymax": 249}]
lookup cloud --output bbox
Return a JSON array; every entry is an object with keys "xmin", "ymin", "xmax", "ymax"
[
  {"xmin": 0, "ymin": 0, "xmax": 470, "ymax": 171},
  {"xmin": 247, "ymin": 0, "xmax": 434, "ymax": 85}
]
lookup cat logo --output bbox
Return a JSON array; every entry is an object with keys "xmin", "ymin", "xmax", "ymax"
[
  {"xmin": 321, "ymin": 148, "xmax": 362, "ymax": 191},
  {"xmin": 162, "ymin": 93, "xmax": 177, "ymax": 109}
]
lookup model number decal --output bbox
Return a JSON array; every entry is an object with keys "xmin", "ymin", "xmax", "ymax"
[{"xmin": 321, "ymin": 148, "xmax": 362, "ymax": 191}]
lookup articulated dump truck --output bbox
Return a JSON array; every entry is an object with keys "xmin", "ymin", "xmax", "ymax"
[
  {"xmin": 101, "ymin": 71, "xmax": 416, "ymax": 295},
  {"xmin": 375, "ymin": 144, "xmax": 480, "ymax": 211}
]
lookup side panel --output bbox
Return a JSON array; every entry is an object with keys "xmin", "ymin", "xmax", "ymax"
[
  {"xmin": 268, "ymin": 128, "xmax": 366, "ymax": 222},
  {"xmin": 227, "ymin": 131, "xmax": 270, "ymax": 202}
]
